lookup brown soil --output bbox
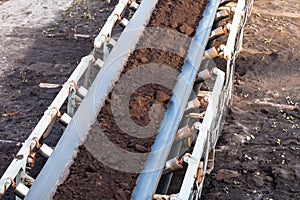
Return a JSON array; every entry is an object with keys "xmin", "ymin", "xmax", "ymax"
[
  {"xmin": 54, "ymin": 0, "xmax": 207, "ymax": 199},
  {"xmin": 0, "ymin": 0, "xmax": 299, "ymax": 200},
  {"xmin": 201, "ymin": 0, "xmax": 300, "ymax": 199},
  {"xmin": 0, "ymin": 0, "xmax": 119, "ymax": 199}
]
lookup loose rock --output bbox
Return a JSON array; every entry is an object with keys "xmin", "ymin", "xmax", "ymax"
[
  {"xmin": 216, "ymin": 169, "xmax": 241, "ymax": 180},
  {"xmin": 178, "ymin": 23, "xmax": 194, "ymax": 36}
]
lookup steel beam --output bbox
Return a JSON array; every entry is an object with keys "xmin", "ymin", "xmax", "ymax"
[
  {"xmin": 0, "ymin": 54, "xmax": 93, "ymax": 196},
  {"xmin": 177, "ymin": 68, "xmax": 225, "ymax": 199},
  {"xmin": 131, "ymin": 0, "xmax": 221, "ymax": 199}
]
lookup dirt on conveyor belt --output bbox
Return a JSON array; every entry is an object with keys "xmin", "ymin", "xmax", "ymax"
[{"xmin": 54, "ymin": 0, "xmax": 208, "ymax": 199}]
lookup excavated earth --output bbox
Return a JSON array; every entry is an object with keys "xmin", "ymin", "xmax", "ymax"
[
  {"xmin": 0, "ymin": 0, "xmax": 299, "ymax": 200},
  {"xmin": 54, "ymin": 0, "xmax": 207, "ymax": 199},
  {"xmin": 202, "ymin": 0, "xmax": 300, "ymax": 199}
]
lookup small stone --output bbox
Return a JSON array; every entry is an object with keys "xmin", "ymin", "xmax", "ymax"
[
  {"xmin": 178, "ymin": 47, "xmax": 186, "ymax": 57},
  {"xmin": 272, "ymin": 167, "xmax": 290, "ymax": 179},
  {"xmin": 120, "ymin": 183, "xmax": 130, "ymax": 190},
  {"xmin": 114, "ymin": 189, "xmax": 128, "ymax": 200},
  {"xmin": 265, "ymin": 176, "xmax": 273, "ymax": 182},
  {"xmin": 140, "ymin": 57, "xmax": 149, "ymax": 64},
  {"xmin": 135, "ymin": 144, "xmax": 148, "ymax": 153},
  {"xmin": 30, "ymin": 90, "xmax": 38, "ymax": 96},
  {"xmin": 85, "ymin": 164, "xmax": 97, "ymax": 173},
  {"xmin": 170, "ymin": 22, "xmax": 178, "ymax": 29},
  {"xmin": 156, "ymin": 91, "xmax": 170, "ymax": 102},
  {"xmin": 127, "ymin": 141, "xmax": 136, "ymax": 148},
  {"xmin": 124, "ymin": 190, "xmax": 131, "ymax": 197},
  {"xmin": 178, "ymin": 23, "xmax": 194, "ymax": 36},
  {"xmin": 252, "ymin": 175, "xmax": 264, "ymax": 187},
  {"xmin": 216, "ymin": 169, "xmax": 241, "ymax": 180},
  {"xmin": 138, "ymin": 49, "xmax": 146, "ymax": 54}
]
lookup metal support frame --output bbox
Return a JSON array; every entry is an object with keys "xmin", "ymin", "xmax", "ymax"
[
  {"xmin": 170, "ymin": 0, "xmax": 250, "ymax": 198},
  {"xmin": 94, "ymin": 0, "xmax": 132, "ymax": 48},
  {"xmin": 0, "ymin": 54, "xmax": 94, "ymax": 197},
  {"xmin": 224, "ymin": 0, "xmax": 246, "ymax": 68},
  {"xmin": 209, "ymin": 23, "xmax": 231, "ymax": 40},
  {"xmin": 1, "ymin": 0, "xmax": 143, "ymax": 197},
  {"xmin": 177, "ymin": 68, "xmax": 225, "ymax": 199},
  {"xmin": 0, "ymin": 0, "xmax": 251, "ymax": 199},
  {"xmin": 25, "ymin": 0, "xmax": 159, "ymax": 199},
  {"xmin": 223, "ymin": 0, "xmax": 247, "ymax": 103},
  {"xmin": 132, "ymin": 0, "xmax": 220, "ymax": 198},
  {"xmin": 155, "ymin": 0, "xmax": 251, "ymax": 198}
]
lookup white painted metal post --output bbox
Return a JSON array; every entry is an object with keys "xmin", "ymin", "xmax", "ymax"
[
  {"xmin": 178, "ymin": 68, "xmax": 225, "ymax": 199},
  {"xmin": 94, "ymin": 0, "xmax": 130, "ymax": 48},
  {"xmin": 0, "ymin": 55, "xmax": 94, "ymax": 195}
]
